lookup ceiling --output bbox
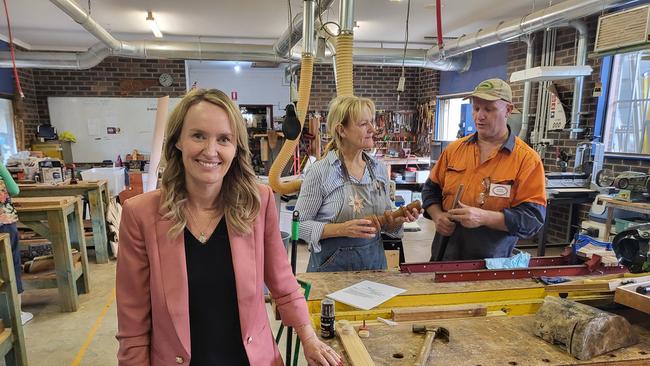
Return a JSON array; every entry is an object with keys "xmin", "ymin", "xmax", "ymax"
[{"xmin": 0, "ymin": 0, "xmax": 571, "ymax": 52}]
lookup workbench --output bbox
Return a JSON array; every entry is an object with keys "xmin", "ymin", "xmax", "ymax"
[
  {"xmin": 13, "ymin": 196, "xmax": 90, "ymax": 312},
  {"xmin": 18, "ymin": 180, "xmax": 110, "ymax": 263},
  {"xmin": 323, "ymin": 315, "xmax": 650, "ymax": 365},
  {"xmin": 599, "ymin": 196, "xmax": 650, "ymax": 240},
  {"xmin": 296, "ymin": 271, "xmax": 613, "ymax": 323},
  {"xmin": 534, "ymin": 188, "xmax": 597, "ymax": 256},
  {"xmin": 0, "ymin": 234, "xmax": 28, "ymax": 365}
]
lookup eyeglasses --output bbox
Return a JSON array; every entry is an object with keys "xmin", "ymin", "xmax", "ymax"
[{"xmin": 477, "ymin": 177, "xmax": 491, "ymax": 207}]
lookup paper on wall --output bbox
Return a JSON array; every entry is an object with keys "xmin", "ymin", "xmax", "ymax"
[{"xmin": 326, "ymin": 280, "xmax": 406, "ymax": 311}]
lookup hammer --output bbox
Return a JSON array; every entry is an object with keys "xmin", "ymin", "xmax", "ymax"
[{"xmin": 412, "ymin": 324, "xmax": 450, "ymax": 366}]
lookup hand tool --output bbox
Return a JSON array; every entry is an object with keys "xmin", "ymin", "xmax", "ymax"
[
  {"xmin": 412, "ymin": 324, "xmax": 450, "ymax": 366},
  {"xmin": 436, "ymin": 184, "xmax": 464, "ymax": 261}
]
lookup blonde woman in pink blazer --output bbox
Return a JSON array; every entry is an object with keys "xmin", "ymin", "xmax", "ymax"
[{"xmin": 116, "ymin": 88, "xmax": 343, "ymax": 366}]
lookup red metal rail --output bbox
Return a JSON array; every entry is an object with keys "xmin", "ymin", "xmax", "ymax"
[
  {"xmin": 432, "ymin": 264, "xmax": 628, "ymax": 283},
  {"xmin": 399, "ymin": 256, "xmax": 568, "ymax": 273},
  {"xmin": 399, "ymin": 256, "xmax": 628, "ymax": 283}
]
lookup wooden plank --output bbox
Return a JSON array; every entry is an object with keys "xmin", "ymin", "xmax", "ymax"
[
  {"xmin": 297, "ymin": 271, "xmax": 543, "ymax": 300},
  {"xmin": 0, "ymin": 234, "xmax": 28, "ymax": 365},
  {"xmin": 19, "ymin": 179, "xmax": 107, "ymax": 190},
  {"xmin": 13, "ymin": 196, "xmax": 78, "ymax": 212},
  {"xmin": 46, "ymin": 209, "xmax": 79, "ymax": 312},
  {"xmin": 615, "ymin": 281, "xmax": 650, "ymax": 315},
  {"xmin": 87, "ymin": 187, "xmax": 108, "ymax": 264},
  {"xmin": 336, "ymin": 320, "xmax": 375, "ymax": 366},
  {"xmin": 323, "ymin": 315, "xmax": 650, "ymax": 365},
  {"xmin": 391, "ymin": 304, "xmax": 487, "ymax": 322},
  {"xmin": 69, "ymin": 200, "xmax": 90, "ymax": 293}
]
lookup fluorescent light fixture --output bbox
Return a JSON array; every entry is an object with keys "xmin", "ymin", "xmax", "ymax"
[
  {"xmin": 146, "ymin": 11, "xmax": 163, "ymax": 38},
  {"xmin": 510, "ymin": 66, "xmax": 593, "ymax": 83}
]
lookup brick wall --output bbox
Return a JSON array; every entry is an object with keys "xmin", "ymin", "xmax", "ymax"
[
  {"xmin": 308, "ymin": 64, "xmax": 428, "ymax": 112},
  {"xmin": 13, "ymin": 68, "xmax": 39, "ymax": 147},
  {"xmin": 16, "ymin": 57, "xmax": 186, "ymax": 145}
]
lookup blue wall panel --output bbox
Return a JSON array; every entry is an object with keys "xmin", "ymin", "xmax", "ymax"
[
  {"xmin": 438, "ymin": 43, "xmax": 508, "ymax": 96},
  {"xmin": 0, "ymin": 41, "xmax": 14, "ymax": 96}
]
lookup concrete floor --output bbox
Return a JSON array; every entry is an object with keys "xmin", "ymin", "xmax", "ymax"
[{"xmin": 19, "ymin": 217, "xmax": 553, "ymax": 365}]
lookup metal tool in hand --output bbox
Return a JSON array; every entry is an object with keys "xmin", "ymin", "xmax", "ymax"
[
  {"xmin": 436, "ymin": 184, "xmax": 464, "ymax": 261},
  {"xmin": 412, "ymin": 324, "xmax": 450, "ymax": 366}
]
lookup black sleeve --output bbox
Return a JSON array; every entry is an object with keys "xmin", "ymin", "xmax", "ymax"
[
  {"xmin": 422, "ymin": 178, "xmax": 443, "ymax": 220},
  {"xmin": 503, "ymin": 202, "xmax": 546, "ymax": 238}
]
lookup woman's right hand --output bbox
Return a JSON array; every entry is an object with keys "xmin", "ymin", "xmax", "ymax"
[{"xmin": 337, "ymin": 219, "xmax": 377, "ymax": 239}]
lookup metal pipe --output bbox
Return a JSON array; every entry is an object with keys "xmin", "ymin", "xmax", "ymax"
[
  {"xmin": 6, "ymin": 0, "xmax": 468, "ymax": 71},
  {"xmin": 339, "ymin": 0, "xmax": 355, "ymax": 33},
  {"xmin": 518, "ymin": 35, "xmax": 534, "ymax": 140},
  {"xmin": 49, "ymin": 0, "xmax": 121, "ymax": 51},
  {"xmin": 426, "ymin": 0, "xmax": 635, "ymax": 60},
  {"xmin": 273, "ymin": 0, "xmax": 336, "ymax": 58},
  {"xmin": 568, "ymin": 19, "xmax": 588, "ymax": 139},
  {"xmin": 303, "ymin": 0, "xmax": 316, "ymax": 56}
]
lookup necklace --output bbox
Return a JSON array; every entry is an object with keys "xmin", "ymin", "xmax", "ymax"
[{"xmin": 186, "ymin": 207, "xmax": 221, "ymax": 244}]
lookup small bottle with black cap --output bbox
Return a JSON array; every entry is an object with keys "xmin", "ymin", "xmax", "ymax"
[{"xmin": 320, "ymin": 298, "xmax": 335, "ymax": 339}]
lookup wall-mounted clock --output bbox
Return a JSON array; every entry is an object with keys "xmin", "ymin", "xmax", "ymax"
[{"xmin": 159, "ymin": 73, "xmax": 174, "ymax": 87}]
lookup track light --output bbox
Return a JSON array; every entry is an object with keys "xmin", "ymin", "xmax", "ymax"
[{"xmin": 146, "ymin": 11, "xmax": 163, "ymax": 38}]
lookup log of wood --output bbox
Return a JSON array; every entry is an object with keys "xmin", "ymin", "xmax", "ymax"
[
  {"xmin": 533, "ymin": 296, "xmax": 638, "ymax": 360},
  {"xmin": 365, "ymin": 200, "xmax": 422, "ymax": 230}
]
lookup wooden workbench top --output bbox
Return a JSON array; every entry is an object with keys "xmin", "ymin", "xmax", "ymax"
[
  {"xmin": 325, "ymin": 315, "xmax": 650, "ymax": 365},
  {"xmin": 13, "ymin": 196, "xmax": 80, "ymax": 211},
  {"xmin": 19, "ymin": 179, "xmax": 107, "ymax": 189},
  {"xmin": 297, "ymin": 271, "xmax": 543, "ymax": 300}
]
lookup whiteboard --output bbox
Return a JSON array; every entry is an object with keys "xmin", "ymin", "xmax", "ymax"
[{"xmin": 48, "ymin": 97, "xmax": 180, "ymax": 163}]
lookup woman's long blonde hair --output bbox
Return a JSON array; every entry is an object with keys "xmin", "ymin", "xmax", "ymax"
[
  {"xmin": 160, "ymin": 88, "xmax": 260, "ymax": 237},
  {"xmin": 322, "ymin": 95, "xmax": 376, "ymax": 155}
]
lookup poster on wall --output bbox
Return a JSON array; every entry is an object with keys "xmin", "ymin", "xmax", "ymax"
[{"xmin": 547, "ymin": 84, "xmax": 567, "ymax": 131}]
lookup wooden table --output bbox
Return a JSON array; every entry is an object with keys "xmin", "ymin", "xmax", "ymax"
[
  {"xmin": 13, "ymin": 196, "xmax": 90, "ymax": 312},
  {"xmin": 323, "ymin": 315, "xmax": 650, "ymax": 365},
  {"xmin": 598, "ymin": 197, "xmax": 650, "ymax": 240},
  {"xmin": 18, "ymin": 180, "xmax": 110, "ymax": 263},
  {"xmin": 0, "ymin": 234, "xmax": 27, "ymax": 365},
  {"xmin": 297, "ymin": 271, "xmax": 619, "ymax": 325}
]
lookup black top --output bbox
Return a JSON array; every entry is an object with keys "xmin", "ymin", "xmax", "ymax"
[{"xmin": 184, "ymin": 219, "xmax": 250, "ymax": 366}]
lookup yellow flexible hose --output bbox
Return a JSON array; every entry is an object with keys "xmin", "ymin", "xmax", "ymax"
[
  {"xmin": 335, "ymin": 33, "xmax": 354, "ymax": 97},
  {"xmin": 268, "ymin": 54, "xmax": 314, "ymax": 194},
  {"xmin": 268, "ymin": 30, "xmax": 354, "ymax": 194}
]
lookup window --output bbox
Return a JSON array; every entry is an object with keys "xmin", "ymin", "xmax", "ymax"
[
  {"xmin": 0, "ymin": 98, "xmax": 17, "ymax": 162},
  {"xmin": 436, "ymin": 96, "xmax": 471, "ymax": 141},
  {"xmin": 603, "ymin": 49, "xmax": 650, "ymax": 155}
]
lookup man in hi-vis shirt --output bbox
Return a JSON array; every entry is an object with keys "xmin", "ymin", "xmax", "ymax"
[{"xmin": 423, "ymin": 78, "xmax": 546, "ymax": 261}]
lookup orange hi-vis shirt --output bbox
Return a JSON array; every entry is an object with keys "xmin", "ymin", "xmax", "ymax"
[{"xmin": 429, "ymin": 132, "xmax": 546, "ymax": 213}]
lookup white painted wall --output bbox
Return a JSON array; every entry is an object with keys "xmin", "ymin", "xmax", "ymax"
[{"xmin": 186, "ymin": 63, "xmax": 290, "ymax": 119}]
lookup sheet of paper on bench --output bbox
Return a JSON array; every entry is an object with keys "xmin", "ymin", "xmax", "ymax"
[{"xmin": 326, "ymin": 280, "xmax": 406, "ymax": 310}]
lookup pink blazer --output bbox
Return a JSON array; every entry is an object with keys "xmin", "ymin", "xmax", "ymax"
[{"xmin": 116, "ymin": 184, "xmax": 311, "ymax": 365}]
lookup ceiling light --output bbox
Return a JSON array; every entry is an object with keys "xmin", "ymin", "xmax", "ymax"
[
  {"xmin": 234, "ymin": 63, "xmax": 241, "ymax": 73},
  {"xmin": 510, "ymin": 66, "xmax": 593, "ymax": 83},
  {"xmin": 146, "ymin": 11, "xmax": 163, "ymax": 38}
]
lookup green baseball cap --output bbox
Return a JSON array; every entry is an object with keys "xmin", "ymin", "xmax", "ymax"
[{"xmin": 466, "ymin": 78, "xmax": 520, "ymax": 113}]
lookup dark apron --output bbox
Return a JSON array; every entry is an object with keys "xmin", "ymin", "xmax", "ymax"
[{"xmin": 307, "ymin": 156, "xmax": 391, "ymax": 272}]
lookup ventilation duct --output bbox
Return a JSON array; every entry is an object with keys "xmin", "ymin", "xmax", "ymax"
[
  {"xmin": 0, "ymin": 0, "xmax": 472, "ymax": 71},
  {"xmin": 273, "ymin": 0, "xmax": 336, "ymax": 59},
  {"xmin": 426, "ymin": 0, "xmax": 640, "ymax": 60}
]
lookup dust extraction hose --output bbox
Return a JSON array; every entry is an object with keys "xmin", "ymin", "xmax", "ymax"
[
  {"xmin": 334, "ymin": 33, "xmax": 354, "ymax": 97},
  {"xmin": 268, "ymin": 54, "xmax": 314, "ymax": 194}
]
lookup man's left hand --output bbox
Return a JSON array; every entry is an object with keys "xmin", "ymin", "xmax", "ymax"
[{"xmin": 448, "ymin": 202, "xmax": 486, "ymax": 228}]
